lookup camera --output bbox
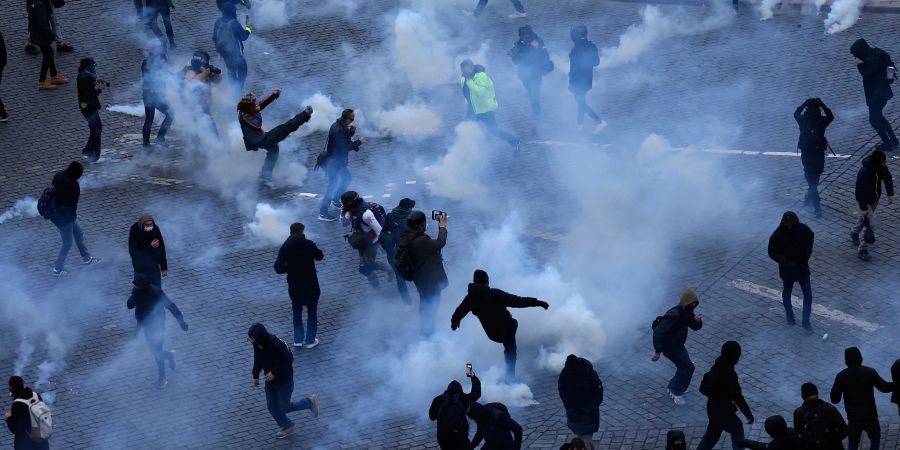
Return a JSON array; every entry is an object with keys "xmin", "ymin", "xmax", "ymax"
[
  {"xmin": 208, "ymin": 65, "xmax": 222, "ymax": 75},
  {"xmin": 97, "ymin": 80, "xmax": 111, "ymax": 88},
  {"xmin": 431, "ymin": 210, "xmax": 447, "ymax": 221}
]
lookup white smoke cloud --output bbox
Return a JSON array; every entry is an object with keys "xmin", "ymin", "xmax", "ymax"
[
  {"xmin": 758, "ymin": 0, "xmax": 781, "ymax": 20},
  {"xmin": 393, "ymin": 9, "xmax": 455, "ymax": 87},
  {"xmin": 107, "ymin": 103, "xmax": 145, "ymax": 117},
  {"xmin": 250, "ymin": 0, "xmax": 289, "ymax": 30},
  {"xmin": 299, "ymin": 92, "xmax": 342, "ymax": 136},
  {"xmin": 0, "ymin": 197, "xmax": 39, "ymax": 224},
  {"xmin": 370, "ymin": 103, "xmax": 442, "ymax": 136},
  {"xmin": 13, "ymin": 339, "xmax": 35, "ymax": 375},
  {"xmin": 824, "ymin": 0, "xmax": 864, "ymax": 34},
  {"xmin": 418, "ymin": 122, "xmax": 488, "ymax": 200},
  {"xmin": 246, "ymin": 202, "xmax": 296, "ymax": 246}
]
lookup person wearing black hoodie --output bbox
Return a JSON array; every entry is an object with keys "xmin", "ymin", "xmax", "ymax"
[
  {"xmin": 127, "ymin": 273, "xmax": 188, "ymax": 388},
  {"xmin": 794, "ymin": 382, "xmax": 847, "ymax": 450},
  {"xmin": 77, "ymin": 57, "xmax": 105, "ymax": 162},
  {"xmin": 28, "ymin": 0, "xmax": 68, "ymax": 90},
  {"xmin": 248, "ymin": 323, "xmax": 319, "ymax": 439},
  {"xmin": 212, "ymin": 2, "xmax": 251, "ymax": 91},
  {"xmin": 467, "ymin": 402, "xmax": 523, "ymax": 450},
  {"xmin": 141, "ymin": 46, "xmax": 174, "ymax": 148},
  {"xmin": 558, "ymin": 354, "xmax": 603, "ymax": 449},
  {"xmin": 317, "ymin": 109, "xmax": 366, "ymax": 221},
  {"xmin": 50, "ymin": 161, "xmax": 99, "ymax": 275},
  {"xmin": 568, "ymin": 25, "xmax": 606, "ymax": 134},
  {"xmin": 128, "ymin": 215, "xmax": 168, "ymax": 287},
  {"xmin": 767, "ymin": 211, "xmax": 815, "ymax": 330},
  {"xmin": 891, "ymin": 359, "xmax": 900, "ymax": 416},
  {"xmin": 451, "ymin": 269, "xmax": 549, "ymax": 382},
  {"xmin": 237, "ymin": 90, "xmax": 313, "ymax": 182},
  {"xmin": 399, "ymin": 210, "xmax": 448, "ymax": 335},
  {"xmin": 697, "ymin": 341, "xmax": 754, "ymax": 450},
  {"xmin": 380, "ymin": 198, "xmax": 416, "ymax": 305},
  {"xmin": 509, "ymin": 25, "xmax": 553, "ymax": 122},
  {"xmin": 794, "ymin": 98, "xmax": 834, "ymax": 217},
  {"xmin": 428, "ymin": 373, "xmax": 482, "ymax": 449},
  {"xmin": 740, "ymin": 415, "xmax": 799, "ymax": 450},
  {"xmin": 5, "ymin": 376, "xmax": 49, "ymax": 450},
  {"xmin": 651, "ymin": 288, "xmax": 703, "ymax": 406},
  {"xmin": 851, "ymin": 149, "xmax": 893, "ymax": 261},
  {"xmin": 274, "ymin": 222, "xmax": 324, "ymax": 348},
  {"xmin": 850, "ymin": 39, "xmax": 897, "ymax": 151},
  {"xmin": 0, "ymin": 30, "xmax": 7, "ymax": 121},
  {"xmin": 830, "ymin": 347, "xmax": 894, "ymax": 450}
]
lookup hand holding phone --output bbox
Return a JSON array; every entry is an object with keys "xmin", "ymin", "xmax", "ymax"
[{"xmin": 466, "ymin": 363, "xmax": 473, "ymax": 378}]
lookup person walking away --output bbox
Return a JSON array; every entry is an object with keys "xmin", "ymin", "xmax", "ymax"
[
  {"xmin": 467, "ymin": 402, "xmax": 523, "ymax": 450},
  {"xmin": 830, "ymin": 347, "xmax": 894, "ymax": 450},
  {"xmin": 451, "ymin": 269, "xmax": 550, "ymax": 382},
  {"xmin": 568, "ymin": 25, "xmax": 606, "ymax": 134},
  {"xmin": 397, "ymin": 210, "xmax": 448, "ymax": 336},
  {"xmin": 794, "ymin": 98, "xmax": 834, "ymax": 217},
  {"xmin": 558, "ymin": 354, "xmax": 603, "ymax": 449},
  {"xmin": 5, "ymin": 376, "xmax": 50, "ymax": 450},
  {"xmin": 145, "ymin": 0, "xmax": 176, "ymax": 49},
  {"xmin": 76, "ymin": 58, "xmax": 105, "ymax": 162},
  {"xmin": 49, "ymin": 162, "xmax": 99, "ymax": 274},
  {"xmin": 26, "ymin": 0, "xmax": 74, "ymax": 54},
  {"xmin": 794, "ymin": 382, "xmax": 848, "ymax": 450},
  {"xmin": 129, "ymin": 215, "xmax": 168, "ymax": 287},
  {"xmin": 237, "ymin": 90, "xmax": 313, "ymax": 183},
  {"xmin": 850, "ymin": 39, "xmax": 897, "ymax": 151},
  {"xmin": 339, "ymin": 191, "xmax": 393, "ymax": 287},
  {"xmin": 429, "ymin": 371, "xmax": 482, "ymax": 449},
  {"xmin": 183, "ymin": 50, "xmax": 223, "ymax": 143},
  {"xmin": 317, "ymin": 109, "xmax": 366, "ymax": 221},
  {"xmin": 274, "ymin": 222, "xmax": 324, "ymax": 349},
  {"xmin": 141, "ymin": 47, "xmax": 174, "ymax": 148},
  {"xmin": 27, "ymin": 0, "xmax": 68, "ymax": 90},
  {"xmin": 740, "ymin": 415, "xmax": 799, "ymax": 450},
  {"xmin": 696, "ymin": 341, "xmax": 754, "ymax": 450},
  {"xmin": 459, "ymin": 60, "xmax": 520, "ymax": 151},
  {"xmin": 379, "ymin": 198, "xmax": 416, "ymax": 305},
  {"xmin": 0, "ymin": 31, "xmax": 7, "ymax": 122},
  {"xmin": 248, "ymin": 323, "xmax": 320, "ymax": 439},
  {"xmin": 509, "ymin": 25, "xmax": 553, "ymax": 123},
  {"xmin": 651, "ymin": 288, "xmax": 702, "ymax": 406},
  {"xmin": 213, "ymin": 2, "xmax": 251, "ymax": 92},
  {"xmin": 767, "ymin": 211, "xmax": 815, "ymax": 331},
  {"xmin": 466, "ymin": 0, "xmax": 527, "ymax": 18},
  {"xmin": 127, "ymin": 274, "xmax": 188, "ymax": 388},
  {"xmin": 851, "ymin": 149, "xmax": 893, "ymax": 261}
]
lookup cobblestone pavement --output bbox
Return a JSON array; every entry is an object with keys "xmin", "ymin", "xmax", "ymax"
[{"xmin": 1, "ymin": 0, "xmax": 899, "ymax": 449}]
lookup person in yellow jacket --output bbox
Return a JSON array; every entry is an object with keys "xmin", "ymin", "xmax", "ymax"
[{"xmin": 460, "ymin": 59, "xmax": 520, "ymax": 151}]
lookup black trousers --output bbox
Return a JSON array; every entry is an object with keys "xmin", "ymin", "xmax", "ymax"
[
  {"xmin": 848, "ymin": 419, "xmax": 881, "ymax": 450},
  {"xmin": 258, "ymin": 113, "xmax": 308, "ymax": 179},
  {"xmin": 803, "ymin": 168, "xmax": 822, "ymax": 214},
  {"xmin": 81, "ymin": 109, "xmax": 102, "ymax": 161},
  {"xmin": 39, "ymin": 43, "xmax": 57, "ymax": 82},
  {"xmin": 868, "ymin": 98, "xmax": 898, "ymax": 147},
  {"xmin": 0, "ymin": 68, "xmax": 6, "ymax": 113}
]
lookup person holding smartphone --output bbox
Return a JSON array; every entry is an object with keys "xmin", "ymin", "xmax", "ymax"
[
  {"xmin": 428, "ymin": 365, "xmax": 481, "ymax": 449},
  {"xmin": 396, "ymin": 210, "xmax": 449, "ymax": 336}
]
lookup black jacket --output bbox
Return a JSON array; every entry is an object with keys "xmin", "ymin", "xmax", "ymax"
[
  {"xmin": 397, "ymin": 226, "xmax": 448, "ymax": 291},
  {"xmin": 558, "ymin": 355, "xmax": 603, "ymax": 435},
  {"xmin": 27, "ymin": 0, "xmax": 55, "ymax": 46},
  {"xmin": 127, "ymin": 283, "xmax": 185, "ymax": 327},
  {"xmin": 652, "ymin": 300, "xmax": 702, "ymax": 353},
  {"xmin": 274, "ymin": 233, "xmax": 324, "ymax": 295},
  {"xmin": 892, "ymin": 359, "xmax": 900, "ymax": 407},
  {"xmin": 212, "ymin": 4, "xmax": 250, "ymax": 63},
  {"xmin": 324, "ymin": 119, "xmax": 362, "ymax": 167},
  {"xmin": 510, "ymin": 37, "xmax": 553, "ymax": 81},
  {"xmin": 830, "ymin": 348, "xmax": 894, "ymax": 422},
  {"xmin": 741, "ymin": 415, "xmax": 799, "ymax": 450},
  {"xmin": 854, "ymin": 155, "xmax": 894, "ymax": 210},
  {"xmin": 704, "ymin": 356, "xmax": 752, "ymax": 420},
  {"xmin": 238, "ymin": 92, "xmax": 277, "ymax": 150},
  {"xmin": 77, "ymin": 69, "xmax": 103, "ymax": 112},
  {"xmin": 767, "ymin": 222, "xmax": 814, "ymax": 279},
  {"xmin": 249, "ymin": 326, "xmax": 293, "ymax": 384},
  {"xmin": 428, "ymin": 376, "xmax": 482, "ymax": 433},
  {"xmin": 794, "ymin": 101, "xmax": 833, "ymax": 174},
  {"xmin": 451, "ymin": 283, "xmax": 545, "ymax": 343},
  {"xmin": 141, "ymin": 56, "xmax": 168, "ymax": 104},
  {"xmin": 129, "ymin": 217, "xmax": 168, "ymax": 275},
  {"xmin": 6, "ymin": 388, "xmax": 49, "ymax": 450},
  {"xmin": 793, "ymin": 398, "xmax": 847, "ymax": 450},
  {"xmin": 0, "ymin": 31, "xmax": 7, "ymax": 70},
  {"xmin": 380, "ymin": 205, "xmax": 413, "ymax": 252},
  {"xmin": 469, "ymin": 402, "xmax": 523, "ymax": 450},
  {"xmin": 51, "ymin": 169, "xmax": 80, "ymax": 225},
  {"xmin": 851, "ymin": 39, "xmax": 894, "ymax": 106},
  {"xmin": 568, "ymin": 38, "xmax": 599, "ymax": 92}
]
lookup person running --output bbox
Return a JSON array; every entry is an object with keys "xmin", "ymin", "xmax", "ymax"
[
  {"xmin": 48, "ymin": 162, "xmax": 100, "ymax": 274},
  {"xmin": 127, "ymin": 273, "xmax": 188, "ymax": 389},
  {"xmin": 568, "ymin": 25, "xmax": 606, "ymax": 133},
  {"xmin": 141, "ymin": 47, "xmax": 175, "ymax": 148},
  {"xmin": 696, "ymin": 341, "xmax": 754, "ymax": 450},
  {"xmin": 459, "ymin": 60, "xmax": 520, "ymax": 151},
  {"xmin": 651, "ymin": 288, "xmax": 702, "ymax": 406},
  {"xmin": 76, "ymin": 58, "xmax": 105, "ymax": 162}
]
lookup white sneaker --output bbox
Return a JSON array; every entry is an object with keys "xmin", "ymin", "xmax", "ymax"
[
  {"xmin": 669, "ymin": 390, "xmax": 686, "ymax": 406},
  {"xmin": 292, "ymin": 342, "xmax": 304, "ymax": 348},
  {"xmin": 593, "ymin": 120, "xmax": 608, "ymax": 134},
  {"xmin": 462, "ymin": 9, "xmax": 475, "ymax": 16},
  {"xmin": 303, "ymin": 338, "xmax": 319, "ymax": 349},
  {"xmin": 508, "ymin": 11, "xmax": 527, "ymax": 18}
]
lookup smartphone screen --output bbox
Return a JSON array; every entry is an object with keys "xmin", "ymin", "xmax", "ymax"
[{"xmin": 466, "ymin": 363, "xmax": 473, "ymax": 377}]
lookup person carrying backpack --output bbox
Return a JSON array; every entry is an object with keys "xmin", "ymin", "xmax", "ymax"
[
  {"xmin": 651, "ymin": 288, "xmax": 702, "ymax": 406},
  {"xmin": 317, "ymin": 109, "xmax": 366, "ymax": 221},
  {"xmin": 558, "ymin": 354, "xmax": 603, "ymax": 449},
  {"xmin": 339, "ymin": 191, "xmax": 393, "ymax": 288},
  {"xmin": 696, "ymin": 341, "xmax": 754, "ymax": 450},
  {"xmin": 396, "ymin": 210, "xmax": 448, "ymax": 336},
  {"xmin": 830, "ymin": 347, "xmax": 894, "ymax": 450},
  {"xmin": 48, "ymin": 161, "xmax": 100, "ymax": 275},
  {"xmin": 850, "ymin": 39, "xmax": 897, "ymax": 152},
  {"xmin": 379, "ymin": 198, "xmax": 416, "ymax": 306},
  {"xmin": 739, "ymin": 415, "xmax": 799, "ymax": 450},
  {"xmin": 212, "ymin": 2, "xmax": 251, "ymax": 91},
  {"xmin": 429, "ymin": 372, "xmax": 482, "ymax": 449},
  {"xmin": 794, "ymin": 382, "xmax": 847, "ymax": 450},
  {"xmin": 468, "ymin": 402, "xmax": 523, "ymax": 450},
  {"xmin": 5, "ymin": 376, "xmax": 50, "ymax": 450}
]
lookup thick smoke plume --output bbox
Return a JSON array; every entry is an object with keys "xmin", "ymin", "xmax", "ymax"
[
  {"xmin": 371, "ymin": 103, "xmax": 442, "ymax": 136},
  {"xmin": 418, "ymin": 122, "xmax": 488, "ymax": 200},
  {"xmin": 0, "ymin": 197, "xmax": 39, "ymax": 224},
  {"xmin": 824, "ymin": 0, "xmax": 864, "ymax": 34}
]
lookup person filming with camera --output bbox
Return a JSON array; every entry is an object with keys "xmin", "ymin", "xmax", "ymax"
[
  {"xmin": 183, "ymin": 50, "xmax": 223, "ymax": 141},
  {"xmin": 396, "ymin": 210, "xmax": 449, "ymax": 337},
  {"xmin": 76, "ymin": 57, "xmax": 107, "ymax": 162}
]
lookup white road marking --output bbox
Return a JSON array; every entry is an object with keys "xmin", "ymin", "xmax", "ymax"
[
  {"xmin": 675, "ymin": 147, "xmax": 852, "ymax": 158},
  {"xmin": 405, "ymin": 180, "xmax": 417, "ymax": 184},
  {"xmin": 727, "ymin": 279, "xmax": 881, "ymax": 332}
]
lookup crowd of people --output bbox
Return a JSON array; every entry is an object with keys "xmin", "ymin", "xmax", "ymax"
[{"xmin": 2, "ymin": 0, "xmax": 900, "ymax": 449}]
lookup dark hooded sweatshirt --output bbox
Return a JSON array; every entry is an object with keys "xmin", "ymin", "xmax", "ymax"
[
  {"xmin": 397, "ymin": 225, "xmax": 448, "ymax": 291},
  {"xmin": 741, "ymin": 415, "xmax": 799, "ymax": 450},
  {"xmin": 568, "ymin": 38, "xmax": 599, "ymax": 92},
  {"xmin": 238, "ymin": 92, "xmax": 278, "ymax": 150},
  {"xmin": 704, "ymin": 352, "xmax": 752, "ymax": 420},
  {"xmin": 27, "ymin": 0, "xmax": 55, "ymax": 46},
  {"xmin": 767, "ymin": 221, "xmax": 814, "ymax": 279},
  {"xmin": 558, "ymin": 355, "xmax": 603, "ymax": 435},
  {"xmin": 212, "ymin": 2, "xmax": 250, "ymax": 64},
  {"xmin": 891, "ymin": 359, "xmax": 900, "ymax": 410},
  {"xmin": 469, "ymin": 402, "xmax": 523, "ymax": 450},
  {"xmin": 850, "ymin": 39, "xmax": 894, "ymax": 106},
  {"xmin": 6, "ymin": 388, "xmax": 49, "ymax": 450},
  {"xmin": 830, "ymin": 347, "xmax": 894, "ymax": 422},
  {"xmin": 428, "ymin": 376, "xmax": 482, "ymax": 433},
  {"xmin": 854, "ymin": 155, "xmax": 894, "ymax": 210},
  {"xmin": 652, "ymin": 292, "xmax": 702, "ymax": 353},
  {"xmin": 274, "ymin": 232, "xmax": 324, "ymax": 298},
  {"xmin": 509, "ymin": 30, "xmax": 552, "ymax": 81},
  {"xmin": 793, "ymin": 397, "xmax": 847, "ymax": 450},
  {"xmin": 50, "ymin": 164, "xmax": 83, "ymax": 225},
  {"xmin": 249, "ymin": 324, "xmax": 293, "ymax": 384},
  {"xmin": 381, "ymin": 205, "xmax": 414, "ymax": 250},
  {"xmin": 127, "ymin": 282, "xmax": 185, "ymax": 327},
  {"xmin": 129, "ymin": 215, "xmax": 168, "ymax": 275},
  {"xmin": 794, "ymin": 102, "xmax": 834, "ymax": 174},
  {"xmin": 451, "ymin": 283, "xmax": 544, "ymax": 343}
]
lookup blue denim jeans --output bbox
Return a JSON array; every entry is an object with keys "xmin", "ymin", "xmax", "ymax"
[
  {"xmin": 264, "ymin": 379, "xmax": 311, "ymax": 429},
  {"xmin": 54, "ymin": 220, "xmax": 91, "ymax": 271},
  {"xmin": 291, "ymin": 303, "xmax": 317, "ymax": 345},
  {"xmin": 697, "ymin": 413, "xmax": 745, "ymax": 450},
  {"xmin": 662, "ymin": 345, "xmax": 694, "ymax": 396},
  {"xmin": 319, "ymin": 165, "xmax": 351, "ymax": 215},
  {"xmin": 782, "ymin": 273, "xmax": 812, "ymax": 325}
]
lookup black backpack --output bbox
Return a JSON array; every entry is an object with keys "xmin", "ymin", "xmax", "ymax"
[
  {"xmin": 797, "ymin": 403, "xmax": 829, "ymax": 450},
  {"xmin": 665, "ymin": 430, "xmax": 687, "ymax": 450},
  {"xmin": 380, "ymin": 211, "xmax": 405, "ymax": 245},
  {"xmin": 37, "ymin": 185, "xmax": 57, "ymax": 220},
  {"xmin": 436, "ymin": 393, "xmax": 468, "ymax": 434},
  {"xmin": 395, "ymin": 235, "xmax": 424, "ymax": 281},
  {"xmin": 483, "ymin": 403, "xmax": 514, "ymax": 446}
]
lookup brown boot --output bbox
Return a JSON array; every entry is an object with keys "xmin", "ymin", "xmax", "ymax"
[
  {"xmin": 50, "ymin": 75, "xmax": 69, "ymax": 85},
  {"xmin": 38, "ymin": 81, "xmax": 57, "ymax": 90}
]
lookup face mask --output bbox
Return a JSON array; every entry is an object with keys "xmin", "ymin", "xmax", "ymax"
[{"xmin": 144, "ymin": 226, "xmax": 154, "ymax": 232}]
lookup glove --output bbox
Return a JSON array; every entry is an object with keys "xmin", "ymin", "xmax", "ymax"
[
  {"xmin": 538, "ymin": 301, "xmax": 550, "ymax": 310},
  {"xmin": 451, "ymin": 322, "xmax": 459, "ymax": 331},
  {"xmin": 304, "ymin": 105, "xmax": 313, "ymax": 115}
]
